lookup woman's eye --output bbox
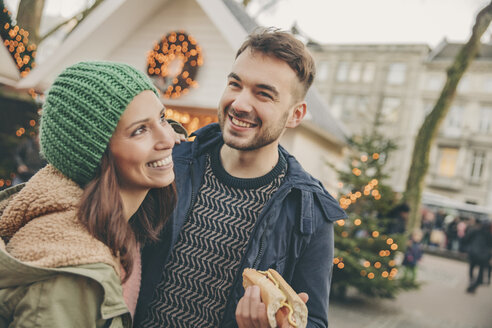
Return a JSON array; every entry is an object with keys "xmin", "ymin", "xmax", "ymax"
[
  {"xmin": 229, "ymin": 81, "xmax": 240, "ymax": 88},
  {"xmin": 160, "ymin": 113, "xmax": 167, "ymax": 124},
  {"xmin": 132, "ymin": 125, "xmax": 146, "ymax": 136}
]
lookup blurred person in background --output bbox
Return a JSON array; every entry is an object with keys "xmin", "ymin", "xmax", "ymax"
[
  {"xmin": 457, "ymin": 216, "xmax": 468, "ymax": 252},
  {"xmin": 12, "ymin": 132, "xmax": 47, "ymax": 185},
  {"xmin": 402, "ymin": 229, "xmax": 424, "ymax": 281},
  {"xmin": 445, "ymin": 216, "xmax": 459, "ymax": 251},
  {"xmin": 420, "ymin": 209, "xmax": 435, "ymax": 246},
  {"xmin": 463, "ymin": 218, "xmax": 492, "ymax": 293},
  {"xmin": 387, "ymin": 203, "xmax": 410, "ymax": 234}
]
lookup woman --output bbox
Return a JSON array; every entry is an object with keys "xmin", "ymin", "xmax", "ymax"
[{"xmin": 0, "ymin": 61, "xmax": 179, "ymax": 327}]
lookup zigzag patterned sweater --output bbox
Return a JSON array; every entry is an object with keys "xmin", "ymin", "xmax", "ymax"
[{"xmin": 142, "ymin": 146, "xmax": 287, "ymax": 327}]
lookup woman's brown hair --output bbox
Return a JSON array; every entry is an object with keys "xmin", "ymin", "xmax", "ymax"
[{"xmin": 77, "ymin": 150, "xmax": 176, "ymax": 281}]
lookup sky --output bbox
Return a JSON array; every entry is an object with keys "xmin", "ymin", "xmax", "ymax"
[
  {"xmin": 246, "ymin": 0, "xmax": 490, "ymax": 47},
  {"xmin": 4, "ymin": 0, "xmax": 491, "ymax": 48}
]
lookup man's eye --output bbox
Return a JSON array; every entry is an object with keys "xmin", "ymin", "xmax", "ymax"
[
  {"xmin": 229, "ymin": 81, "xmax": 240, "ymax": 88},
  {"xmin": 160, "ymin": 113, "xmax": 167, "ymax": 123},
  {"xmin": 259, "ymin": 92, "xmax": 273, "ymax": 100}
]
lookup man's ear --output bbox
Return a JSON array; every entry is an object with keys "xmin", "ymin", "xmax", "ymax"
[{"xmin": 286, "ymin": 102, "xmax": 307, "ymax": 128}]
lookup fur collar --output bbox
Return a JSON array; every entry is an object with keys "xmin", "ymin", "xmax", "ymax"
[{"xmin": 0, "ymin": 165, "xmax": 118, "ymax": 272}]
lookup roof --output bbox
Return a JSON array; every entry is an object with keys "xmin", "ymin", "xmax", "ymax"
[
  {"xmin": 428, "ymin": 39, "xmax": 492, "ymax": 61},
  {"xmin": 4, "ymin": 0, "xmax": 347, "ymax": 145}
]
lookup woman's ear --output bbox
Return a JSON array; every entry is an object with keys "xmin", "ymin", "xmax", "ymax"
[{"xmin": 286, "ymin": 102, "xmax": 307, "ymax": 128}]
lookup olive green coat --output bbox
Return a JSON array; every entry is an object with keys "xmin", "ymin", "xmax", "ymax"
[{"xmin": 0, "ymin": 166, "xmax": 131, "ymax": 328}]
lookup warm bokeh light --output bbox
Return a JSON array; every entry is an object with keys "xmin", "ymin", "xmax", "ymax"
[{"xmin": 147, "ymin": 31, "xmax": 202, "ymax": 99}]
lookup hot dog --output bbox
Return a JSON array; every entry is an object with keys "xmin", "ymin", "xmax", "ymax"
[{"xmin": 242, "ymin": 268, "xmax": 308, "ymax": 328}]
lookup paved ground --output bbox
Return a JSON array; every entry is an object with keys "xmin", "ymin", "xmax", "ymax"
[{"xmin": 328, "ymin": 254, "xmax": 492, "ymax": 328}]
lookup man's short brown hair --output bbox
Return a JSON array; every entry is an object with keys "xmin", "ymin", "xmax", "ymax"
[{"xmin": 236, "ymin": 27, "xmax": 316, "ymax": 100}]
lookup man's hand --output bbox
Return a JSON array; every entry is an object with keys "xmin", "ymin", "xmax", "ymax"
[
  {"xmin": 236, "ymin": 286, "xmax": 268, "ymax": 328},
  {"xmin": 17, "ymin": 164, "xmax": 28, "ymax": 173},
  {"xmin": 276, "ymin": 293, "xmax": 308, "ymax": 328},
  {"xmin": 174, "ymin": 132, "xmax": 187, "ymax": 144},
  {"xmin": 236, "ymin": 286, "xmax": 309, "ymax": 328}
]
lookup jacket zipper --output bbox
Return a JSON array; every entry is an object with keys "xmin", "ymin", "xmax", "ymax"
[
  {"xmin": 252, "ymin": 230, "xmax": 267, "ymax": 268},
  {"xmin": 183, "ymin": 160, "xmax": 197, "ymax": 223}
]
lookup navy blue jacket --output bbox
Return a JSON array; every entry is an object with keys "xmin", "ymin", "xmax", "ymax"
[{"xmin": 135, "ymin": 123, "xmax": 347, "ymax": 328}]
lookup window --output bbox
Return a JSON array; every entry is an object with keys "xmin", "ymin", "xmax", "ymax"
[
  {"xmin": 317, "ymin": 61, "xmax": 329, "ymax": 81},
  {"xmin": 438, "ymin": 148, "xmax": 459, "ymax": 177},
  {"xmin": 330, "ymin": 95, "xmax": 344, "ymax": 119},
  {"xmin": 386, "ymin": 63, "xmax": 407, "ymax": 85},
  {"xmin": 423, "ymin": 101, "xmax": 434, "ymax": 117},
  {"xmin": 336, "ymin": 62, "xmax": 349, "ymax": 82},
  {"xmin": 381, "ymin": 97, "xmax": 401, "ymax": 123},
  {"xmin": 443, "ymin": 105, "xmax": 463, "ymax": 136},
  {"xmin": 457, "ymin": 76, "xmax": 470, "ymax": 93},
  {"xmin": 358, "ymin": 96, "xmax": 369, "ymax": 115},
  {"xmin": 330, "ymin": 94, "xmax": 369, "ymax": 121},
  {"xmin": 425, "ymin": 74, "xmax": 444, "ymax": 91},
  {"xmin": 349, "ymin": 62, "xmax": 362, "ymax": 82},
  {"xmin": 362, "ymin": 62, "xmax": 376, "ymax": 83},
  {"xmin": 470, "ymin": 151, "xmax": 485, "ymax": 181},
  {"xmin": 479, "ymin": 106, "xmax": 492, "ymax": 133},
  {"xmin": 483, "ymin": 76, "xmax": 492, "ymax": 92}
]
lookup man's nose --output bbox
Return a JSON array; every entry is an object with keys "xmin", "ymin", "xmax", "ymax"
[{"xmin": 231, "ymin": 90, "xmax": 254, "ymax": 113}]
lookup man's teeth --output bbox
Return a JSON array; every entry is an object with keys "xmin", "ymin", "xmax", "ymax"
[
  {"xmin": 147, "ymin": 156, "xmax": 172, "ymax": 168},
  {"xmin": 231, "ymin": 117, "xmax": 253, "ymax": 128}
]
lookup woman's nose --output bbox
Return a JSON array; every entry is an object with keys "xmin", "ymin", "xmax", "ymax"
[{"xmin": 155, "ymin": 123, "xmax": 175, "ymax": 150}]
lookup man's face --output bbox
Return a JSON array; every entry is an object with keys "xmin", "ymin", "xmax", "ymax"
[{"xmin": 218, "ymin": 49, "xmax": 304, "ymax": 151}]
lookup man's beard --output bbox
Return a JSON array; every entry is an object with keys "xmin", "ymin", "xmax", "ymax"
[{"xmin": 218, "ymin": 106, "xmax": 288, "ymax": 151}]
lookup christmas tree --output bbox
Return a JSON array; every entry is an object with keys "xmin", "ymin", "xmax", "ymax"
[
  {"xmin": 331, "ymin": 130, "xmax": 417, "ymax": 299},
  {"xmin": 0, "ymin": 0, "xmax": 36, "ymax": 77}
]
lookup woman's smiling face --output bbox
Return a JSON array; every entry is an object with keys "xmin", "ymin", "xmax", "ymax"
[{"xmin": 109, "ymin": 90, "xmax": 175, "ymax": 193}]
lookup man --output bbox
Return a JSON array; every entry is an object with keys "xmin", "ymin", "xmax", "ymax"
[
  {"xmin": 135, "ymin": 28, "xmax": 346, "ymax": 328},
  {"xmin": 463, "ymin": 218, "xmax": 492, "ymax": 293},
  {"xmin": 386, "ymin": 203, "xmax": 410, "ymax": 234}
]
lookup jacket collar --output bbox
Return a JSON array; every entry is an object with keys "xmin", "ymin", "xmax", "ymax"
[
  {"xmin": 189, "ymin": 123, "xmax": 347, "ymax": 223},
  {"xmin": 190, "ymin": 123, "xmax": 324, "ymax": 192}
]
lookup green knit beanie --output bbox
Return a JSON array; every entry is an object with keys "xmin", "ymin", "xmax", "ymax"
[{"xmin": 40, "ymin": 61, "xmax": 158, "ymax": 186}]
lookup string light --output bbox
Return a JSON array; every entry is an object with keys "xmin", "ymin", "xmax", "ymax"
[
  {"xmin": 147, "ymin": 31, "xmax": 203, "ymax": 99},
  {"xmin": 339, "ymin": 178, "xmax": 380, "ymax": 209},
  {"xmin": 1, "ymin": 6, "xmax": 36, "ymax": 76},
  {"xmin": 164, "ymin": 108, "xmax": 217, "ymax": 135},
  {"xmin": 1, "ymin": 86, "xmax": 43, "ymax": 190}
]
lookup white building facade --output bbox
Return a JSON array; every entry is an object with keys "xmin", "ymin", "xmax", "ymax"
[{"xmin": 311, "ymin": 41, "xmax": 492, "ymax": 212}]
